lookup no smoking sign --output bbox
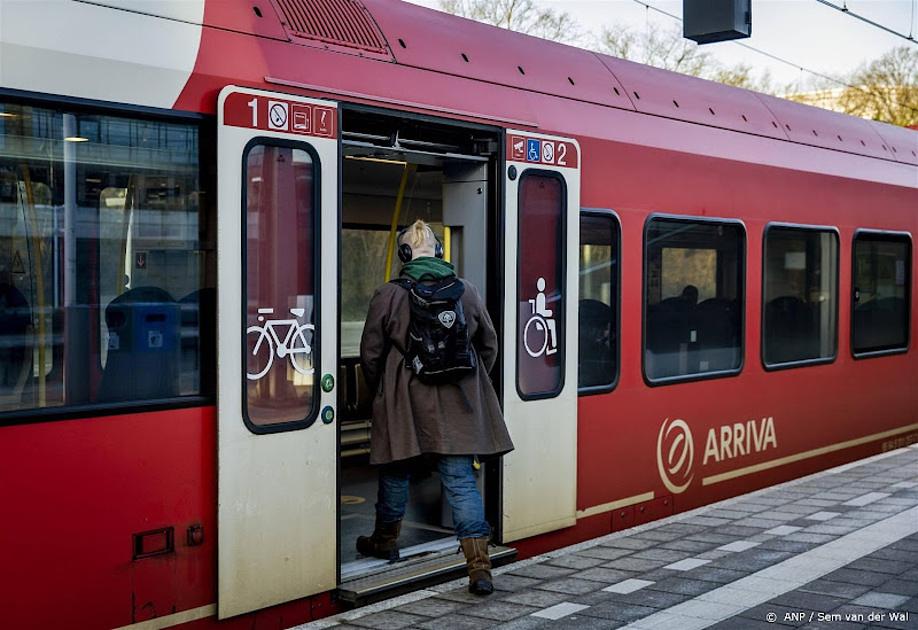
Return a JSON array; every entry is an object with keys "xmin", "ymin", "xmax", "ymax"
[{"xmin": 268, "ymin": 101, "xmax": 288, "ymax": 131}]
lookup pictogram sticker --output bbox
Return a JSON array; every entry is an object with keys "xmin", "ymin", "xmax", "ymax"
[
  {"xmin": 268, "ymin": 101, "xmax": 289, "ymax": 131},
  {"xmin": 511, "ymin": 135, "xmax": 527, "ymax": 161},
  {"xmin": 314, "ymin": 106, "xmax": 334, "ymax": 137},
  {"xmin": 292, "ymin": 105, "xmax": 312, "ymax": 133},
  {"xmin": 11, "ymin": 250, "xmax": 24, "ymax": 275},
  {"xmin": 527, "ymin": 139, "xmax": 541, "ymax": 162},
  {"xmin": 542, "ymin": 141, "xmax": 555, "ymax": 165}
]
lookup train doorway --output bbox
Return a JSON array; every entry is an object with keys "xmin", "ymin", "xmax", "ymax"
[{"xmin": 336, "ymin": 108, "xmax": 513, "ymax": 600}]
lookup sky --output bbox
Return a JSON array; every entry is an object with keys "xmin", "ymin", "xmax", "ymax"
[{"xmin": 403, "ymin": 0, "xmax": 917, "ymax": 90}]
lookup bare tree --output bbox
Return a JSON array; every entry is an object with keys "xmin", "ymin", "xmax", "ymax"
[
  {"xmin": 597, "ymin": 23, "xmax": 774, "ymax": 92},
  {"xmin": 598, "ymin": 23, "xmax": 708, "ymax": 77},
  {"xmin": 838, "ymin": 46, "xmax": 918, "ymax": 127},
  {"xmin": 439, "ymin": 0, "xmax": 581, "ymax": 44}
]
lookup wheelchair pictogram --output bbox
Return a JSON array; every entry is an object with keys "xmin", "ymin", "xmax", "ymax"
[
  {"xmin": 523, "ymin": 277, "xmax": 559, "ymax": 358},
  {"xmin": 246, "ymin": 307, "xmax": 315, "ymax": 381}
]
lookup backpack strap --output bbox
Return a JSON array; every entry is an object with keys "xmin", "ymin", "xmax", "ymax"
[{"xmin": 389, "ymin": 277, "xmax": 413, "ymax": 290}]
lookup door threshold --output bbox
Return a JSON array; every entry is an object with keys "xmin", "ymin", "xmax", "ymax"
[
  {"xmin": 337, "ymin": 545, "xmax": 516, "ymax": 605},
  {"xmin": 341, "ymin": 537, "xmax": 459, "ymax": 582}
]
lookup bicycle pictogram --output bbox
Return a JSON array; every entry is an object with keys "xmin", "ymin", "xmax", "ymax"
[
  {"xmin": 523, "ymin": 277, "xmax": 559, "ymax": 358},
  {"xmin": 246, "ymin": 307, "xmax": 315, "ymax": 381}
]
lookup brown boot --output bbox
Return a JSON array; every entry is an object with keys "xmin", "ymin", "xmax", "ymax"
[
  {"xmin": 460, "ymin": 537, "xmax": 493, "ymax": 595},
  {"xmin": 356, "ymin": 518, "xmax": 401, "ymax": 561}
]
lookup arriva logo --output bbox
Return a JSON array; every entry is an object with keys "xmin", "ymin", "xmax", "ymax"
[
  {"xmin": 656, "ymin": 416, "xmax": 779, "ymax": 494},
  {"xmin": 656, "ymin": 418, "xmax": 695, "ymax": 494}
]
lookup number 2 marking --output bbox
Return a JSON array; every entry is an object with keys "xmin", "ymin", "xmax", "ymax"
[
  {"xmin": 247, "ymin": 98, "xmax": 258, "ymax": 127},
  {"xmin": 557, "ymin": 143, "xmax": 568, "ymax": 166}
]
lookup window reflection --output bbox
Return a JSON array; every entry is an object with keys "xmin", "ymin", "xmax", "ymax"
[
  {"xmin": 763, "ymin": 227, "xmax": 838, "ymax": 366},
  {"xmin": 244, "ymin": 144, "xmax": 318, "ymax": 429},
  {"xmin": 579, "ymin": 213, "xmax": 618, "ymax": 390},
  {"xmin": 517, "ymin": 173, "xmax": 565, "ymax": 399},
  {"xmin": 853, "ymin": 234, "xmax": 910, "ymax": 354},
  {"xmin": 0, "ymin": 102, "xmax": 211, "ymax": 414}
]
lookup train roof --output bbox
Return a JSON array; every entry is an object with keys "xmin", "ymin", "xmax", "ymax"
[
  {"xmin": 2, "ymin": 0, "xmax": 915, "ymax": 171},
  {"xmin": 361, "ymin": 0, "xmax": 915, "ymax": 167}
]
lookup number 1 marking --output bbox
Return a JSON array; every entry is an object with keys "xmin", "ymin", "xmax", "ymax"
[{"xmin": 248, "ymin": 98, "xmax": 258, "ymax": 127}]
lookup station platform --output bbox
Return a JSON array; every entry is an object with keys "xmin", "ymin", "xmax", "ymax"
[{"xmin": 300, "ymin": 445, "xmax": 918, "ymax": 629}]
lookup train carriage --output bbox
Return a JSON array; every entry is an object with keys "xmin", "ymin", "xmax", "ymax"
[{"xmin": 0, "ymin": 0, "xmax": 915, "ymax": 627}]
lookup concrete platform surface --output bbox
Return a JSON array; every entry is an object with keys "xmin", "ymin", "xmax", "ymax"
[{"xmin": 298, "ymin": 445, "xmax": 918, "ymax": 629}]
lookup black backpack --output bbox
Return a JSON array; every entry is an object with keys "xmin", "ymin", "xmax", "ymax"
[{"xmin": 391, "ymin": 277, "xmax": 478, "ymax": 385}]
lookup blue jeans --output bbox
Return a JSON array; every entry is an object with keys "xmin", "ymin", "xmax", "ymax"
[{"xmin": 376, "ymin": 456, "xmax": 491, "ymax": 540}]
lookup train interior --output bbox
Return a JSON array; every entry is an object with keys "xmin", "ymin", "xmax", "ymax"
[{"xmin": 337, "ymin": 109, "xmax": 502, "ymax": 587}]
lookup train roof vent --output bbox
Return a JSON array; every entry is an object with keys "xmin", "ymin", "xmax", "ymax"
[{"xmin": 271, "ymin": 0, "xmax": 392, "ymax": 59}]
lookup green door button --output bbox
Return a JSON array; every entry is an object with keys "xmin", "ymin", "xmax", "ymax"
[
  {"xmin": 321, "ymin": 406, "xmax": 335, "ymax": 424},
  {"xmin": 321, "ymin": 373, "xmax": 335, "ymax": 393}
]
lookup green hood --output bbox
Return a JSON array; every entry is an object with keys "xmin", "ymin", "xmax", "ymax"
[{"xmin": 400, "ymin": 256, "xmax": 456, "ymax": 282}]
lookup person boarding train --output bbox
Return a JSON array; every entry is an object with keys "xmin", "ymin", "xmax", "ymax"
[{"xmin": 357, "ymin": 220, "xmax": 513, "ymax": 595}]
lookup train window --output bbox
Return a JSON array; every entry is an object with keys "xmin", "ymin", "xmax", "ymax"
[
  {"xmin": 243, "ymin": 142, "xmax": 319, "ymax": 431},
  {"xmin": 579, "ymin": 211, "xmax": 619, "ymax": 392},
  {"xmin": 644, "ymin": 217, "xmax": 744, "ymax": 383},
  {"xmin": 852, "ymin": 232, "xmax": 911, "ymax": 356},
  {"xmin": 0, "ymin": 101, "xmax": 212, "ymax": 418},
  {"xmin": 517, "ymin": 171, "xmax": 566, "ymax": 399},
  {"xmin": 762, "ymin": 225, "xmax": 838, "ymax": 368},
  {"xmin": 341, "ymin": 227, "xmax": 390, "ymax": 358}
]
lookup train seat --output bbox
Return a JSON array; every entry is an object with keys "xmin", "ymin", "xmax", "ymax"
[
  {"xmin": 646, "ymin": 296, "xmax": 695, "ymax": 377},
  {"xmin": 854, "ymin": 297, "xmax": 906, "ymax": 350},
  {"xmin": 99, "ymin": 286, "xmax": 180, "ymax": 402},
  {"xmin": 339, "ymin": 358, "xmax": 375, "ymax": 421},
  {"xmin": 579, "ymin": 298, "xmax": 613, "ymax": 387},
  {"xmin": 0, "ymin": 283, "xmax": 33, "ymax": 407},
  {"xmin": 765, "ymin": 296, "xmax": 819, "ymax": 362},
  {"xmin": 695, "ymin": 297, "xmax": 740, "ymax": 371},
  {"xmin": 179, "ymin": 288, "xmax": 216, "ymax": 395}
]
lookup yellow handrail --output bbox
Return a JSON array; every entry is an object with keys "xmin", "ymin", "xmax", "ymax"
[
  {"xmin": 20, "ymin": 165, "xmax": 46, "ymax": 407},
  {"xmin": 443, "ymin": 226, "xmax": 451, "ymax": 263},
  {"xmin": 383, "ymin": 163, "xmax": 415, "ymax": 282}
]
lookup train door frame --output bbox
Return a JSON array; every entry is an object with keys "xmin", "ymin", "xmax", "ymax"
[
  {"xmin": 215, "ymin": 85, "xmax": 339, "ymax": 619},
  {"xmin": 335, "ymin": 103, "xmax": 508, "ymax": 584},
  {"xmin": 501, "ymin": 131, "xmax": 581, "ymax": 542}
]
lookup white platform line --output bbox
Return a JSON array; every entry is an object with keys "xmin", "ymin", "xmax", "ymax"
[
  {"xmin": 844, "ymin": 492, "xmax": 891, "ymax": 507},
  {"xmin": 622, "ymin": 505, "xmax": 918, "ymax": 630},
  {"xmin": 532, "ymin": 602, "xmax": 589, "ymax": 620}
]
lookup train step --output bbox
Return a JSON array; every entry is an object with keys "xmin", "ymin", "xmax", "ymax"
[{"xmin": 337, "ymin": 544, "xmax": 516, "ymax": 605}]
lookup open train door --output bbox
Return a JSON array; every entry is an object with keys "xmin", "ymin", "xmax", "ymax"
[
  {"xmin": 216, "ymin": 86, "xmax": 339, "ymax": 618},
  {"xmin": 502, "ymin": 132, "xmax": 580, "ymax": 542}
]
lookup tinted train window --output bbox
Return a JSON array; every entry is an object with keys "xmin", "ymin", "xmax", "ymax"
[
  {"xmin": 644, "ymin": 218, "xmax": 744, "ymax": 382},
  {"xmin": 763, "ymin": 226, "xmax": 838, "ymax": 367},
  {"xmin": 852, "ymin": 232, "xmax": 911, "ymax": 355},
  {"xmin": 517, "ymin": 172, "xmax": 565, "ymax": 399},
  {"xmin": 244, "ymin": 143, "xmax": 319, "ymax": 430},
  {"xmin": 0, "ymin": 101, "xmax": 212, "ymax": 417},
  {"xmin": 579, "ymin": 212, "xmax": 619, "ymax": 391}
]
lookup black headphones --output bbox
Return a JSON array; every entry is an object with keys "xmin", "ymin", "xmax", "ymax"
[{"xmin": 397, "ymin": 226, "xmax": 445, "ymax": 263}]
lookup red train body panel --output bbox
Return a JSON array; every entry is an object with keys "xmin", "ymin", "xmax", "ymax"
[{"xmin": 0, "ymin": 0, "xmax": 915, "ymax": 628}]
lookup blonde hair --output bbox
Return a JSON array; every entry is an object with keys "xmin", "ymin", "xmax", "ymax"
[{"xmin": 401, "ymin": 219, "xmax": 436, "ymax": 252}]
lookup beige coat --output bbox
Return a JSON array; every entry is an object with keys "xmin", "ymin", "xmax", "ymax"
[{"xmin": 359, "ymin": 279, "xmax": 514, "ymax": 465}]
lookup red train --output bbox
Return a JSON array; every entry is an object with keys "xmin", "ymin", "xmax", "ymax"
[{"xmin": 0, "ymin": 1, "xmax": 915, "ymax": 627}]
